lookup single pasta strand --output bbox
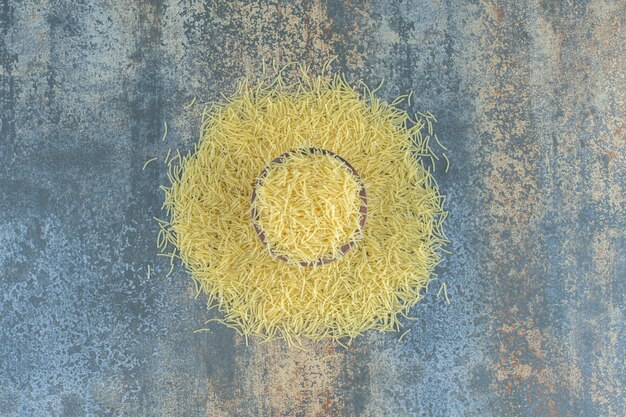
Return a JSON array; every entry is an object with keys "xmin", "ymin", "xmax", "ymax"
[
  {"xmin": 399, "ymin": 328, "xmax": 411, "ymax": 341},
  {"xmin": 437, "ymin": 282, "xmax": 450, "ymax": 304},
  {"xmin": 143, "ymin": 157, "xmax": 157, "ymax": 170},
  {"xmin": 184, "ymin": 96, "xmax": 197, "ymax": 108}
]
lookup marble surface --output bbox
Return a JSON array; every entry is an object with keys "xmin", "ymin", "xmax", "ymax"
[{"xmin": 1, "ymin": 1, "xmax": 624, "ymax": 416}]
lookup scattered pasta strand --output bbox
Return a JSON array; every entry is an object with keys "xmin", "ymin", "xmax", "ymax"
[
  {"xmin": 399, "ymin": 328, "xmax": 411, "ymax": 341},
  {"xmin": 437, "ymin": 282, "xmax": 450, "ymax": 304},
  {"xmin": 161, "ymin": 121, "xmax": 168, "ymax": 141},
  {"xmin": 143, "ymin": 157, "xmax": 157, "ymax": 170},
  {"xmin": 184, "ymin": 96, "xmax": 197, "ymax": 108}
]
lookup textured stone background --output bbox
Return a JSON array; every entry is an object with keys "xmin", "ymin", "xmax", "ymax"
[{"xmin": 1, "ymin": 1, "xmax": 624, "ymax": 416}]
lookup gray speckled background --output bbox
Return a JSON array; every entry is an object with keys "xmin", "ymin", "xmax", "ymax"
[{"xmin": 1, "ymin": 1, "xmax": 624, "ymax": 416}]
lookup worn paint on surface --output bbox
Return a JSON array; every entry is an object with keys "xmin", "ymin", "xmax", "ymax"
[{"xmin": 0, "ymin": 0, "xmax": 624, "ymax": 416}]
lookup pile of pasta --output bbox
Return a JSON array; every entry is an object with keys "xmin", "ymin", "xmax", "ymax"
[{"xmin": 159, "ymin": 65, "xmax": 447, "ymax": 345}]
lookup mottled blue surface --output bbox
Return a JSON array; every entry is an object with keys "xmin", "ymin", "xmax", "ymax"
[{"xmin": 1, "ymin": 1, "xmax": 624, "ymax": 416}]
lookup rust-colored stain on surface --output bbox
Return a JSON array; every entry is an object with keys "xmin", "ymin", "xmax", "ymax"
[{"xmin": 0, "ymin": 0, "xmax": 623, "ymax": 416}]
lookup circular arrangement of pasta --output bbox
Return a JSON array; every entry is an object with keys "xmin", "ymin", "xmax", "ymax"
[
  {"xmin": 251, "ymin": 147, "xmax": 368, "ymax": 267},
  {"xmin": 159, "ymin": 66, "xmax": 447, "ymax": 345}
]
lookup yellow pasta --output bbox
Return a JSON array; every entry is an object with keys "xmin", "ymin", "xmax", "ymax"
[
  {"xmin": 252, "ymin": 149, "xmax": 365, "ymax": 266},
  {"xmin": 142, "ymin": 157, "xmax": 157, "ymax": 170},
  {"xmin": 159, "ymin": 65, "xmax": 448, "ymax": 345}
]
